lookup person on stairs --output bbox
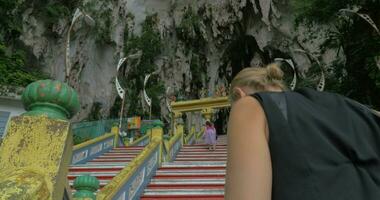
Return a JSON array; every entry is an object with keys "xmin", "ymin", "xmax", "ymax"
[
  {"xmin": 204, "ymin": 121, "xmax": 217, "ymax": 151},
  {"xmin": 225, "ymin": 63, "xmax": 380, "ymax": 200}
]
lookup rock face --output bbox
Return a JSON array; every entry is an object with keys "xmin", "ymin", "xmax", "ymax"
[{"xmin": 18, "ymin": 0, "xmax": 343, "ymax": 120}]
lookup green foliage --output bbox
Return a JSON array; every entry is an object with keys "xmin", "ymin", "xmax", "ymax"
[
  {"xmin": 176, "ymin": 7, "xmax": 205, "ymax": 51},
  {"xmin": 0, "ymin": 0, "xmax": 24, "ymax": 43},
  {"xmin": 0, "ymin": 43, "xmax": 47, "ymax": 86},
  {"xmin": 121, "ymin": 14, "xmax": 164, "ymax": 117},
  {"xmin": 109, "ymin": 97, "xmax": 122, "ymax": 118},
  {"xmin": 290, "ymin": 0, "xmax": 359, "ymax": 23},
  {"xmin": 41, "ymin": 3, "xmax": 71, "ymax": 28},
  {"xmin": 189, "ymin": 54, "xmax": 206, "ymax": 97},
  {"xmin": 146, "ymin": 77, "xmax": 165, "ymax": 115},
  {"xmin": 83, "ymin": 1, "xmax": 114, "ymax": 44},
  {"xmin": 292, "ymin": 0, "xmax": 380, "ymax": 109},
  {"xmin": 0, "ymin": 0, "xmax": 64, "ymax": 87},
  {"xmin": 27, "ymin": 0, "xmax": 77, "ymax": 30},
  {"xmin": 87, "ymin": 102, "xmax": 103, "ymax": 121},
  {"xmin": 176, "ymin": 7, "xmax": 208, "ymax": 98},
  {"xmin": 124, "ymin": 15, "xmax": 162, "ymax": 64}
]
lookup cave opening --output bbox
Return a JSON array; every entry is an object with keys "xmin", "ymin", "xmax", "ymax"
[{"xmin": 221, "ymin": 35, "xmax": 269, "ymax": 84}]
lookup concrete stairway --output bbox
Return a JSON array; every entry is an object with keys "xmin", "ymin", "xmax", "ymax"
[
  {"xmin": 68, "ymin": 146, "xmax": 144, "ymax": 189},
  {"xmin": 141, "ymin": 135, "xmax": 227, "ymax": 199}
]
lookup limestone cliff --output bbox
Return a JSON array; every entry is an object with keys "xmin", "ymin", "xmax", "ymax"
[{"xmin": 18, "ymin": 0, "xmax": 347, "ymax": 120}]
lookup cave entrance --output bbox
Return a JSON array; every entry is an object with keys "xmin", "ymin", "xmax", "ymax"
[
  {"xmin": 222, "ymin": 35, "xmax": 268, "ymax": 82},
  {"xmin": 216, "ymin": 35, "xmax": 269, "ymax": 134}
]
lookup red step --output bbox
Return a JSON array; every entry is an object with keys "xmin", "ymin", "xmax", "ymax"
[
  {"xmin": 141, "ymin": 196, "xmax": 224, "ymax": 200},
  {"xmin": 154, "ymin": 174, "xmax": 225, "ymax": 179},
  {"xmin": 147, "ymin": 184, "xmax": 224, "ymax": 189}
]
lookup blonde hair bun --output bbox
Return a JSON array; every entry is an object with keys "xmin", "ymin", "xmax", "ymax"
[{"xmin": 266, "ymin": 63, "xmax": 284, "ymax": 81}]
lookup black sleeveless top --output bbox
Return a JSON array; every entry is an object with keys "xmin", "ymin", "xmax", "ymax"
[{"xmin": 252, "ymin": 88, "xmax": 380, "ymax": 200}]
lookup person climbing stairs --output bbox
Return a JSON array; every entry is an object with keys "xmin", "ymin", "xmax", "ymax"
[{"xmin": 141, "ymin": 135, "xmax": 227, "ymax": 199}]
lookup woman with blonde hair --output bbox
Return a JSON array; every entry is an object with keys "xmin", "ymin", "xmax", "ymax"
[{"xmin": 225, "ymin": 63, "xmax": 380, "ymax": 200}]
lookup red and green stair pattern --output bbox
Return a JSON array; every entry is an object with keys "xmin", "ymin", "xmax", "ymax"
[
  {"xmin": 141, "ymin": 135, "xmax": 227, "ymax": 200},
  {"xmin": 68, "ymin": 146, "xmax": 144, "ymax": 189}
]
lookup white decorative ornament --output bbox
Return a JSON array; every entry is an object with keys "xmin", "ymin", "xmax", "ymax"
[
  {"xmin": 293, "ymin": 49, "xmax": 325, "ymax": 91},
  {"xmin": 275, "ymin": 58, "xmax": 297, "ymax": 90},
  {"xmin": 340, "ymin": 9, "xmax": 380, "ymax": 37},
  {"xmin": 376, "ymin": 56, "xmax": 380, "ymax": 70},
  {"xmin": 65, "ymin": 8, "xmax": 95, "ymax": 81},
  {"xmin": 166, "ymin": 86, "xmax": 172, "ymax": 113},
  {"xmin": 115, "ymin": 57, "xmax": 127, "ymax": 99},
  {"xmin": 317, "ymin": 70, "xmax": 326, "ymax": 92},
  {"xmin": 144, "ymin": 74, "xmax": 152, "ymax": 107}
]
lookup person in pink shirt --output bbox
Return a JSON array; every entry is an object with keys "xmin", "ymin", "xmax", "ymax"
[{"xmin": 204, "ymin": 121, "xmax": 217, "ymax": 150}]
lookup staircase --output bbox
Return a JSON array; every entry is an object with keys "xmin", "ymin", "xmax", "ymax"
[
  {"xmin": 68, "ymin": 146, "xmax": 144, "ymax": 189},
  {"xmin": 141, "ymin": 135, "xmax": 227, "ymax": 200}
]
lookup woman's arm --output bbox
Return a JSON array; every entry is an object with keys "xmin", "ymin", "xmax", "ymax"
[{"xmin": 225, "ymin": 96, "xmax": 272, "ymax": 200}]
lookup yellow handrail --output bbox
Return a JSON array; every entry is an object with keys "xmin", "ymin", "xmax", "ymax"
[
  {"xmin": 184, "ymin": 127, "xmax": 196, "ymax": 144},
  {"xmin": 96, "ymin": 136, "xmax": 161, "ymax": 199},
  {"xmin": 171, "ymin": 96, "xmax": 230, "ymax": 112},
  {"xmin": 124, "ymin": 133, "xmax": 150, "ymax": 147},
  {"xmin": 163, "ymin": 124, "xmax": 183, "ymax": 161},
  {"xmin": 73, "ymin": 132, "xmax": 115, "ymax": 151},
  {"xmin": 164, "ymin": 131, "xmax": 181, "ymax": 153},
  {"xmin": 196, "ymin": 129, "xmax": 204, "ymax": 140}
]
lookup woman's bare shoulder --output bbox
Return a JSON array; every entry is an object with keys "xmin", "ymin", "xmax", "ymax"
[{"xmin": 231, "ymin": 96, "xmax": 264, "ymax": 117}]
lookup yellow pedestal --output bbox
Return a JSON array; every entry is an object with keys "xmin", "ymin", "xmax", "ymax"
[{"xmin": 0, "ymin": 116, "xmax": 73, "ymax": 200}]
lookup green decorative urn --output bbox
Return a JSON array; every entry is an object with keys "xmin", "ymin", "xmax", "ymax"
[
  {"xmin": 73, "ymin": 174, "xmax": 100, "ymax": 200},
  {"xmin": 152, "ymin": 120, "xmax": 164, "ymax": 128},
  {"xmin": 21, "ymin": 79, "xmax": 80, "ymax": 120}
]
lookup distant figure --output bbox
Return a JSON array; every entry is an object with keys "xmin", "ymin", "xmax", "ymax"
[{"xmin": 204, "ymin": 121, "xmax": 217, "ymax": 150}]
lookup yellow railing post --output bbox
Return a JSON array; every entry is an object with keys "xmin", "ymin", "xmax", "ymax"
[
  {"xmin": 0, "ymin": 80, "xmax": 79, "ymax": 200},
  {"xmin": 111, "ymin": 124, "xmax": 119, "ymax": 148},
  {"xmin": 173, "ymin": 111, "xmax": 184, "ymax": 144},
  {"xmin": 201, "ymin": 108, "xmax": 214, "ymax": 122},
  {"xmin": 151, "ymin": 126, "xmax": 163, "ymax": 165}
]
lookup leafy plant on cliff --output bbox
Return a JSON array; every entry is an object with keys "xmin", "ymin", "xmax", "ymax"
[
  {"xmin": 176, "ymin": 7, "xmax": 206, "ymax": 51},
  {"xmin": 27, "ymin": 0, "xmax": 77, "ymax": 31},
  {"xmin": 0, "ymin": 0, "xmax": 48, "ymax": 87},
  {"xmin": 176, "ymin": 7, "xmax": 208, "ymax": 98},
  {"xmin": 121, "ymin": 14, "xmax": 165, "ymax": 117},
  {"xmin": 189, "ymin": 54, "xmax": 207, "ymax": 97},
  {"xmin": 83, "ymin": 1, "xmax": 114, "ymax": 44},
  {"xmin": 291, "ymin": 0, "xmax": 380, "ymax": 109},
  {"xmin": 291, "ymin": 0, "xmax": 358, "ymax": 23}
]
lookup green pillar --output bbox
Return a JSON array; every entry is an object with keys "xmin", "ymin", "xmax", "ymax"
[{"xmin": 73, "ymin": 174, "xmax": 100, "ymax": 200}]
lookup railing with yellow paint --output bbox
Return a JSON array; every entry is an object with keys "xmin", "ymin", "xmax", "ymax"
[
  {"xmin": 72, "ymin": 119, "xmax": 123, "ymax": 145},
  {"xmin": 167, "ymin": 96, "xmax": 230, "ymax": 156},
  {"xmin": 96, "ymin": 125, "xmax": 163, "ymax": 200},
  {"xmin": 163, "ymin": 124, "xmax": 184, "ymax": 162},
  {"xmin": 72, "ymin": 132, "xmax": 117, "ymax": 165},
  {"xmin": 184, "ymin": 124, "xmax": 197, "ymax": 145},
  {"xmin": 123, "ymin": 133, "xmax": 150, "ymax": 147},
  {"xmin": 0, "ymin": 80, "xmax": 80, "ymax": 200}
]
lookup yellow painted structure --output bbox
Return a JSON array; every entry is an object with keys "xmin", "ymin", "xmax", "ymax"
[
  {"xmin": 171, "ymin": 96, "xmax": 229, "ymax": 113},
  {"xmin": 164, "ymin": 124, "xmax": 183, "ymax": 161},
  {"xmin": 201, "ymin": 108, "xmax": 214, "ymax": 121},
  {"xmin": 184, "ymin": 125, "xmax": 196, "ymax": 144},
  {"xmin": 73, "ymin": 132, "xmax": 115, "ymax": 151},
  {"xmin": 124, "ymin": 133, "xmax": 150, "ymax": 147},
  {"xmin": 171, "ymin": 96, "xmax": 230, "ymax": 145},
  {"xmin": 111, "ymin": 126, "xmax": 119, "ymax": 148},
  {"xmin": 0, "ymin": 116, "xmax": 72, "ymax": 200},
  {"xmin": 96, "ymin": 127, "xmax": 163, "ymax": 200}
]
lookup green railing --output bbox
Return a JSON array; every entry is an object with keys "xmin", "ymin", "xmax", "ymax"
[{"xmin": 72, "ymin": 119, "xmax": 125, "ymax": 145}]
